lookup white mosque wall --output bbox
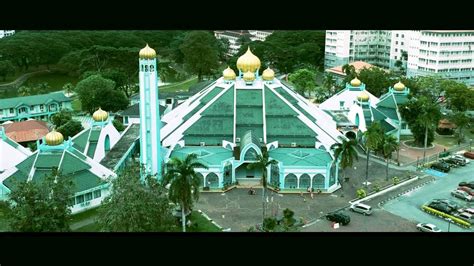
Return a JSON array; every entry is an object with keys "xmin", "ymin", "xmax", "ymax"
[
  {"xmin": 0, "ymin": 140, "xmax": 30, "ymax": 173},
  {"xmin": 348, "ymin": 104, "xmax": 368, "ymax": 132},
  {"xmin": 92, "ymin": 123, "xmax": 121, "ymax": 162}
]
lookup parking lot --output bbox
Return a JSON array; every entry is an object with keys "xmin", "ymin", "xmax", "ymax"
[{"xmin": 383, "ymin": 160, "xmax": 474, "ymax": 232}]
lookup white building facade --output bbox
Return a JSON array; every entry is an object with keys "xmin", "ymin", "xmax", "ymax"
[{"xmin": 0, "ymin": 30, "xmax": 15, "ymax": 38}]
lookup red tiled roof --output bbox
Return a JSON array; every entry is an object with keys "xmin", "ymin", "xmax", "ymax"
[
  {"xmin": 1, "ymin": 120, "xmax": 50, "ymax": 143},
  {"xmin": 326, "ymin": 61, "xmax": 377, "ymax": 76}
]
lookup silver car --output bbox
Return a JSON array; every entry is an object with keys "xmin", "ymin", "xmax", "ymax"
[
  {"xmin": 349, "ymin": 202, "xmax": 373, "ymax": 215},
  {"xmin": 451, "ymin": 189, "xmax": 473, "ymax": 202},
  {"xmin": 416, "ymin": 223, "xmax": 441, "ymax": 232}
]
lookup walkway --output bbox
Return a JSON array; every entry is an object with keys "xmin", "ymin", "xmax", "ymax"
[
  {"xmin": 100, "ymin": 124, "xmax": 140, "ymax": 171},
  {"xmin": 0, "ymin": 70, "xmax": 51, "ymax": 89}
]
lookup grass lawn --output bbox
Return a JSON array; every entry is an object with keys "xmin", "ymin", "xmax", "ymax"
[
  {"xmin": 25, "ymin": 72, "xmax": 79, "ymax": 90},
  {"xmin": 186, "ymin": 211, "xmax": 221, "ymax": 232},
  {"xmin": 69, "ymin": 207, "xmax": 99, "ymax": 225},
  {"xmin": 160, "ymin": 77, "xmax": 198, "ymax": 93},
  {"xmin": 74, "ymin": 222, "xmax": 101, "ymax": 232}
]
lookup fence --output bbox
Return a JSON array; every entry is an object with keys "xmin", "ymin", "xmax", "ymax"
[{"xmin": 416, "ymin": 143, "xmax": 471, "ymax": 169}]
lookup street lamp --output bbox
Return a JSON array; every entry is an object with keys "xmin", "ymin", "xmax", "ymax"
[{"xmin": 447, "ymin": 218, "xmax": 452, "ymax": 232}]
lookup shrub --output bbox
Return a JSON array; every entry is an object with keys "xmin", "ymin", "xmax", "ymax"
[
  {"xmin": 356, "ymin": 189, "xmax": 366, "ymax": 199},
  {"xmin": 372, "ymin": 183, "xmax": 381, "ymax": 193},
  {"xmin": 421, "ymin": 205, "xmax": 470, "ymax": 228},
  {"xmin": 202, "ymin": 186, "xmax": 210, "ymax": 191},
  {"xmin": 392, "ymin": 176, "xmax": 400, "ymax": 185},
  {"xmin": 112, "ymin": 119, "xmax": 125, "ymax": 132}
]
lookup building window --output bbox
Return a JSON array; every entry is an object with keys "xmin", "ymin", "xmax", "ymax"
[
  {"xmin": 76, "ymin": 195, "xmax": 85, "ymax": 204},
  {"xmin": 40, "ymin": 105, "xmax": 44, "ymax": 112},
  {"xmin": 9, "ymin": 108, "xmax": 14, "ymax": 114},
  {"xmin": 339, "ymin": 101, "xmax": 345, "ymax": 109},
  {"xmin": 395, "ymin": 48, "xmax": 398, "ymax": 52}
]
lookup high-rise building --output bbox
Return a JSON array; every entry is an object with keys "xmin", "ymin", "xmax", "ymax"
[
  {"xmin": 214, "ymin": 30, "xmax": 274, "ymax": 55},
  {"xmin": 0, "ymin": 30, "xmax": 15, "ymax": 39},
  {"xmin": 325, "ymin": 30, "xmax": 474, "ymax": 86}
]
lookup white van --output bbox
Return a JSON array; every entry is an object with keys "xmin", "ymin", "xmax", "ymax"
[{"xmin": 349, "ymin": 202, "xmax": 373, "ymax": 215}]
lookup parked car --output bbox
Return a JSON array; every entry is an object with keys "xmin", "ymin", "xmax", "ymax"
[
  {"xmin": 449, "ymin": 156, "xmax": 467, "ymax": 166},
  {"xmin": 440, "ymin": 158, "xmax": 460, "ymax": 167},
  {"xmin": 430, "ymin": 162, "xmax": 451, "ymax": 173},
  {"xmin": 416, "ymin": 223, "xmax": 441, "ymax": 232},
  {"xmin": 451, "ymin": 189, "xmax": 473, "ymax": 201},
  {"xmin": 464, "ymin": 152, "xmax": 474, "ymax": 159},
  {"xmin": 349, "ymin": 203, "xmax": 373, "ymax": 216},
  {"xmin": 452, "ymin": 155, "xmax": 470, "ymax": 164},
  {"xmin": 457, "ymin": 186, "xmax": 474, "ymax": 196},
  {"xmin": 432, "ymin": 199, "xmax": 460, "ymax": 209},
  {"xmin": 458, "ymin": 208, "xmax": 474, "ymax": 215},
  {"xmin": 454, "ymin": 212, "xmax": 474, "ymax": 223},
  {"xmin": 326, "ymin": 211, "xmax": 351, "ymax": 225},
  {"xmin": 458, "ymin": 181, "xmax": 474, "ymax": 190}
]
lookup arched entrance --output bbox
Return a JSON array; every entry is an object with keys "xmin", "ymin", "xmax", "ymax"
[
  {"xmin": 345, "ymin": 131, "xmax": 356, "ymax": 139},
  {"xmin": 223, "ymin": 162, "xmax": 232, "ymax": 185},
  {"xmin": 284, "ymin": 174, "xmax": 297, "ymax": 189},
  {"xmin": 206, "ymin": 173, "xmax": 219, "ymax": 188},
  {"xmin": 196, "ymin": 173, "xmax": 204, "ymax": 187},
  {"xmin": 299, "ymin": 174, "xmax": 310, "ymax": 189},
  {"xmin": 104, "ymin": 135, "xmax": 110, "ymax": 152},
  {"xmin": 312, "ymin": 174, "xmax": 325, "ymax": 189},
  {"xmin": 270, "ymin": 164, "xmax": 280, "ymax": 187}
]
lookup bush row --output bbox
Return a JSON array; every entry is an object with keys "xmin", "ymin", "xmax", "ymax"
[{"xmin": 421, "ymin": 205, "xmax": 471, "ymax": 228}]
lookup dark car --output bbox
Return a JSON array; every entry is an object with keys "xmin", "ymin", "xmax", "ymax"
[
  {"xmin": 430, "ymin": 162, "xmax": 450, "ymax": 173},
  {"xmin": 458, "ymin": 181, "xmax": 474, "ymax": 190},
  {"xmin": 449, "ymin": 156, "xmax": 467, "ymax": 166},
  {"xmin": 326, "ymin": 211, "xmax": 350, "ymax": 225},
  {"xmin": 441, "ymin": 158, "xmax": 460, "ymax": 167}
]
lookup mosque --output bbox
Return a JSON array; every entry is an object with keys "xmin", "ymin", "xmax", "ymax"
[{"xmin": 0, "ymin": 44, "xmax": 352, "ymax": 214}]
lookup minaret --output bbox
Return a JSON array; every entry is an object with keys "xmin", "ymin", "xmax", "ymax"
[{"xmin": 139, "ymin": 44, "xmax": 162, "ymax": 179}]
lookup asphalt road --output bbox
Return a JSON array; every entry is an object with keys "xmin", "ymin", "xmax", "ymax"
[{"xmin": 382, "ymin": 161, "xmax": 474, "ymax": 232}]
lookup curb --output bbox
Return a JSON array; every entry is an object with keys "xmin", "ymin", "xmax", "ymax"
[
  {"xmin": 377, "ymin": 178, "xmax": 435, "ymax": 208},
  {"xmin": 197, "ymin": 209, "xmax": 225, "ymax": 231}
]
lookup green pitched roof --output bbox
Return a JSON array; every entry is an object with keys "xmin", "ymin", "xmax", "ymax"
[
  {"xmin": 371, "ymin": 106, "xmax": 388, "ymax": 121},
  {"xmin": 269, "ymin": 148, "xmax": 332, "ymax": 167},
  {"xmin": 71, "ymin": 170, "xmax": 106, "ymax": 193},
  {"xmin": 170, "ymin": 146, "xmax": 233, "ymax": 166},
  {"xmin": 376, "ymin": 106, "xmax": 399, "ymax": 121},
  {"xmin": 0, "ymin": 92, "xmax": 71, "ymax": 109},
  {"xmin": 2, "ymin": 170, "xmax": 28, "ymax": 191},
  {"xmin": 72, "ymin": 129, "xmax": 90, "ymax": 153},
  {"xmin": 380, "ymin": 119, "xmax": 397, "ymax": 133}
]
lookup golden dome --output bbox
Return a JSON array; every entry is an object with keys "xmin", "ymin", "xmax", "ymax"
[
  {"xmin": 243, "ymin": 71, "xmax": 256, "ymax": 82},
  {"xmin": 139, "ymin": 44, "xmax": 156, "ymax": 59},
  {"xmin": 393, "ymin": 81, "xmax": 406, "ymax": 91},
  {"xmin": 236, "ymin": 47, "xmax": 261, "ymax": 73},
  {"xmin": 262, "ymin": 67, "xmax": 275, "ymax": 81},
  {"xmin": 223, "ymin": 67, "xmax": 236, "ymax": 80},
  {"xmin": 45, "ymin": 130, "xmax": 64, "ymax": 146},
  {"xmin": 350, "ymin": 77, "xmax": 361, "ymax": 87},
  {"xmin": 93, "ymin": 108, "xmax": 108, "ymax": 122},
  {"xmin": 357, "ymin": 91, "xmax": 370, "ymax": 102}
]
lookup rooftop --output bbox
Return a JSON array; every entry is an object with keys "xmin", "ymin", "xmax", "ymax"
[
  {"xmin": 0, "ymin": 120, "xmax": 50, "ymax": 143},
  {"xmin": 0, "ymin": 92, "xmax": 71, "ymax": 110},
  {"xmin": 100, "ymin": 123, "xmax": 140, "ymax": 170},
  {"xmin": 326, "ymin": 61, "xmax": 377, "ymax": 76}
]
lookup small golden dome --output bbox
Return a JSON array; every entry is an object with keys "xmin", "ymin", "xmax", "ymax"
[
  {"xmin": 357, "ymin": 91, "xmax": 370, "ymax": 102},
  {"xmin": 223, "ymin": 67, "xmax": 236, "ymax": 80},
  {"xmin": 139, "ymin": 44, "xmax": 156, "ymax": 59},
  {"xmin": 243, "ymin": 71, "xmax": 256, "ymax": 82},
  {"xmin": 262, "ymin": 67, "xmax": 275, "ymax": 81},
  {"xmin": 236, "ymin": 47, "xmax": 261, "ymax": 73},
  {"xmin": 350, "ymin": 77, "xmax": 361, "ymax": 87},
  {"xmin": 45, "ymin": 130, "xmax": 64, "ymax": 146},
  {"xmin": 393, "ymin": 81, "xmax": 406, "ymax": 91},
  {"xmin": 93, "ymin": 108, "xmax": 108, "ymax": 122}
]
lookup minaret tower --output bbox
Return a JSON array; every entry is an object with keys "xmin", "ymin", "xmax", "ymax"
[{"xmin": 139, "ymin": 44, "xmax": 162, "ymax": 179}]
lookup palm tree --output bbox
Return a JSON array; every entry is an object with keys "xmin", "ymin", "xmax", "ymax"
[
  {"xmin": 381, "ymin": 135, "xmax": 399, "ymax": 181},
  {"xmin": 247, "ymin": 149, "xmax": 278, "ymax": 225},
  {"xmin": 363, "ymin": 122, "xmax": 384, "ymax": 187},
  {"xmin": 417, "ymin": 98, "xmax": 441, "ymax": 164},
  {"xmin": 333, "ymin": 138, "xmax": 359, "ymax": 196},
  {"xmin": 163, "ymin": 153, "xmax": 208, "ymax": 232}
]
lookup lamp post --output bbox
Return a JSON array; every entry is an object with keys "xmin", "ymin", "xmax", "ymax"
[{"xmin": 447, "ymin": 218, "xmax": 452, "ymax": 232}]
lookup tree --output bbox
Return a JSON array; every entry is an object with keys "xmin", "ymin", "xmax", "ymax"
[
  {"xmin": 0, "ymin": 60, "xmax": 15, "ymax": 81},
  {"xmin": 394, "ymin": 60, "xmax": 403, "ymax": 69},
  {"xmin": 179, "ymin": 31, "xmax": 219, "ymax": 81},
  {"xmin": 7, "ymin": 168, "xmax": 73, "ymax": 232},
  {"xmin": 247, "ymin": 149, "xmax": 278, "ymax": 225},
  {"xmin": 112, "ymin": 119, "xmax": 125, "ymax": 132},
  {"xmin": 75, "ymin": 74, "xmax": 128, "ymax": 114},
  {"xmin": 380, "ymin": 135, "xmax": 399, "ymax": 181},
  {"xmin": 445, "ymin": 83, "xmax": 474, "ymax": 112},
  {"xmin": 17, "ymin": 86, "xmax": 32, "ymax": 96},
  {"xmin": 333, "ymin": 138, "xmax": 359, "ymax": 196},
  {"xmin": 260, "ymin": 208, "xmax": 299, "ymax": 232},
  {"xmin": 216, "ymin": 38, "xmax": 230, "ymax": 61},
  {"xmin": 51, "ymin": 109, "xmax": 73, "ymax": 128},
  {"xmin": 163, "ymin": 153, "xmax": 208, "ymax": 232},
  {"xmin": 288, "ymin": 68, "xmax": 316, "ymax": 97},
  {"xmin": 363, "ymin": 122, "xmax": 384, "ymax": 187},
  {"xmin": 341, "ymin": 64, "xmax": 357, "ymax": 84},
  {"xmin": 357, "ymin": 67, "xmax": 394, "ymax": 97},
  {"xmin": 450, "ymin": 111, "xmax": 470, "ymax": 144},
  {"xmin": 98, "ymin": 164, "xmax": 176, "ymax": 232},
  {"xmin": 62, "ymin": 82, "xmax": 75, "ymax": 96},
  {"xmin": 57, "ymin": 120, "xmax": 83, "ymax": 140}
]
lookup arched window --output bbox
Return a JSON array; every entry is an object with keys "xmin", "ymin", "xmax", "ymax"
[
  {"xmin": 144, "ymin": 65, "xmax": 149, "ymax": 72},
  {"xmin": 206, "ymin": 173, "xmax": 219, "ymax": 188},
  {"xmin": 141, "ymin": 65, "xmax": 144, "ymax": 72},
  {"xmin": 223, "ymin": 163, "xmax": 232, "ymax": 185},
  {"xmin": 150, "ymin": 65, "xmax": 154, "ymax": 72},
  {"xmin": 299, "ymin": 174, "xmax": 311, "ymax": 189},
  {"xmin": 244, "ymin": 147, "xmax": 258, "ymax": 161},
  {"xmin": 329, "ymin": 163, "xmax": 337, "ymax": 186},
  {"xmin": 104, "ymin": 135, "xmax": 110, "ymax": 152},
  {"xmin": 312, "ymin": 174, "xmax": 325, "ymax": 189},
  {"xmin": 284, "ymin": 174, "xmax": 297, "ymax": 189},
  {"xmin": 355, "ymin": 113, "xmax": 360, "ymax": 126}
]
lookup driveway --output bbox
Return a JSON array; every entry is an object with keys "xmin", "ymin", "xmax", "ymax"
[{"xmin": 382, "ymin": 162, "xmax": 474, "ymax": 232}]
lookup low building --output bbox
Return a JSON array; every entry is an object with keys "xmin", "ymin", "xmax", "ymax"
[
  {"xmin": 325, "ymin": 61, "xmax": 378, "ymax": 85},
  {"xmin": 118, "ymin": 103, "xmax": 167, "ymax": 126},
  {"xmin": 0, "ymin": 30, "xmax": 15, "ymax": 38},
  {"xmin": 0, "ymin": 120, "xmax": 50, "ymax": 145},
  {"xmin": 0, "ymin": 128, "xmax": 31, "ymax": 179},
  {"xmin": 0, "ymin": 92, "xmax": 72, "ymax": 123},
  {"xmin": 214, "ymin": 30, "xmax": 273, "ymax": 55}
]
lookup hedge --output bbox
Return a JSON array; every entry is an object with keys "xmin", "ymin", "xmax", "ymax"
[{"xmin": 421, "ymin": 205, "xmax": 471, "ymax": 228}]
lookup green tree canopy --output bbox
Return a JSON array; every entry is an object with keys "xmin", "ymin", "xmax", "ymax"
[
  {"xmin": 57, "ymin": 120, "xmax": 83, "ymax": 140},
  {"xmin": 0, "ymin": 60, "xmax": 15, "ymax": 81},
  {"xmin": 6, "ymin": 168, "xmax": 73, "ymax": 232},
  {"xmin": 179, "ymin": 31, "xmax": 219, "ymax": 81},
  {"xmin": 288, "ymin": 68, "xmax": 316, "ymax": 97}
]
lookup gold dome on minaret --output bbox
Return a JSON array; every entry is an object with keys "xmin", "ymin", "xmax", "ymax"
[
  {"xmin": 45, "ymin": 130, "xmax": 64, "ymax": 146},
  {"xmin": 357, "ymin": 91, "xmax": 370, "ymax": 102},
  {"xmin": 262, "ymin": 67, "xmax": 275, "ymax": 81},
  {"xmin": 93, "ymin": 108, "xmax": 109, "ymax": 122},
  {"xmin": 139, "ymin": 44, "xmax": 156, "ymax": 59},
  {"xmin": 236, "ymin": 47, "xmax": 261, "ymax": 73},
  {"xmin": 350, "ymin": 77, "xmax": 361, "ymax": 87},
  {"xmin": 393, "ymin": 81, "xmax": 406, "ymax": 91},
  {"xmin": 243, "ymin": 71, "xmax": 256, "ymax": 82},
  {"xmin": 223, "ymin": 67, "xmax": 236, "ymax": 80}
]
